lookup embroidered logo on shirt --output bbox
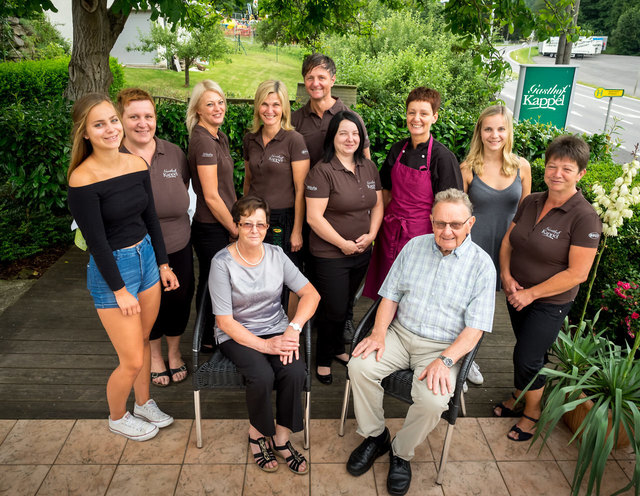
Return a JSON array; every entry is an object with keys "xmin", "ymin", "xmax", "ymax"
[
  {"xmin": 366, "ymin": 180, "xmax": 376, "ymax": 190},
  {"xmin": 269, "ymin": 154, "xmax": 285, "ymax": 164},
  {"xmin": 163, "ymin": 168, "xmax": 178, "ymax": 179},
  {"xmin": 306, "ymin": 185, "xmax": 317, "ymax": 191},
  {"xmin": 201, "ymin": 152, "xmax": 214, "ymax": 157},
  {"xmin": 588, "ymin": 232, "xmax": 600, "ymax": 239},
  {"xmin": 541, "ymin": 227, "xmax": 561, "ymax": 240},
  {"xmin": 301, "ymin": 149, "xmax": 309, "ymax": 155}
]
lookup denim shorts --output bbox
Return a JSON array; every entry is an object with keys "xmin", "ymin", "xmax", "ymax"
[{"xmin": 87, "ymin": 234, "xmax": 160, "ymax": 309}]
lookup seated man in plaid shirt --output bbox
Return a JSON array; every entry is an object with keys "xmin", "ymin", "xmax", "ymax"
[{"xmin": 346, "ymin": 188, "xmax": 496, "ymax": 496}]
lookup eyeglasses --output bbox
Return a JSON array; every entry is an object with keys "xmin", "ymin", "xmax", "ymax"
[
  {"xmin": 238, "ymin": 222, "xmax": 269, "ymax": 231},
  {"xmin": 432, "ymin": 217, "xmax": 471, "ymax": 231}
]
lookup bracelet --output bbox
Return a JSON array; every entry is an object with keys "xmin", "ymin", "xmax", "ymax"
[{"xmin": 159, "ymin": 265, "xmax": 173, "ymax": 271}]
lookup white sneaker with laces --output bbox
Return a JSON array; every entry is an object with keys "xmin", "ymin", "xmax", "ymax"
[
  {"xmin": 109, "ymin": 411, "xmax": 158, "ymax": 441},
  {"xmin": 133, "ymin": 399, "xmax": 174, "ymax": 428},
  {"xmin": 467, "ymin": 361, "xmax": 484, "ymax": 385}
]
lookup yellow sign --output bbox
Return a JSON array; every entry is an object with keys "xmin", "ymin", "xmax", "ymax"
[{"xmin": 595, "ymin": 87, "xmax": 625, "ymax": 98}]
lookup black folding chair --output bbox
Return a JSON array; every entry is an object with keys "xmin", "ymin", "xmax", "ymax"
[
  {"xmin": 338, "ymin": 298, "xmax": 483, "ymax": 484},
  {"xmin": 192, "ymin": 287, "xmax": 312, "ymax": 449}
]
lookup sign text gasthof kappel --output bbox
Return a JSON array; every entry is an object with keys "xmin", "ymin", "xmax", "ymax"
[{"xmin": 522, "ymin": 84, "xmax": 570, "ymax": 110}]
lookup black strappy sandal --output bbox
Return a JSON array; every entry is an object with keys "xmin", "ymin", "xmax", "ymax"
[
  {"xmin": 493, "ymin": 392, "xmax": 524, "ymax": 418},
  {"xmin": 507, "ymin": 414, "xmax": 539, "ymax": 442},
  {"xmin": 248, "ymin": 436, "xmax": 278, "ymax": 472},
  {"xmin": 271, "ymin": 438, "xmax": 309, "ymax": 475}
]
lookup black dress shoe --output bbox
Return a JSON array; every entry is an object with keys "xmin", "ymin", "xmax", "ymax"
[
  {"xmin": 346, "ymin": 427, "xmax": 391, "ymax": 476},
  {"xmin": 315, "ymin": 369, "xmax": 332, "ymax": 385},
  {"xmin": 387, "ymin": 450, "xmax": 412, "ymax": 496}
]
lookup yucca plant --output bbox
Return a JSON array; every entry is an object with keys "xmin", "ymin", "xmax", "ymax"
[{"xmin": 527, "ymin": 316, "xmax": 640, "ymax": 496}]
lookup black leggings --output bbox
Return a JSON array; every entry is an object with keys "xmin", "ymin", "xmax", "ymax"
[
  {"xmin": 149, "ymin": 240, "xmax": 195, "ymax": 340},
  {"xmin": 192, "ymin": 221, "xmax": 230, "ymax": 347},
  {"xmin": 312, "ymin": 251, "xmax": 371, "ymax": 367},
  {"xmin": 220, "ymin": 334, "xmax": 306, "ymax": 436},
  {"xmin": 508, "ymin": 299, "xmax": 573, "ymax": 391}
]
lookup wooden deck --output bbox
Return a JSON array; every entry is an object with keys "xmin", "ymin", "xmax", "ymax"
[{"xmin": 0, "ymin": 247, "xmax": 516, "ymax": 420}]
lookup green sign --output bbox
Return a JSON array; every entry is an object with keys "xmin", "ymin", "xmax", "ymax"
[{"xmin": 514, "ymin": 65, "xmax": 578, "ymax": 128}]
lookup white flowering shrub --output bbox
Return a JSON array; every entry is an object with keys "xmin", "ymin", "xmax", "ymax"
[{"xmin": 592, "ymin": 160, "xmax": 640, "ymax": 237}]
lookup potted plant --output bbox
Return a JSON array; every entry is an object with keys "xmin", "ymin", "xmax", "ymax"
[{"xmin": 522, "ymin": 159, "xmax": 640, "ymax": 496}]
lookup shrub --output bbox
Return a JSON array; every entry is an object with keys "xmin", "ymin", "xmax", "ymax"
[{"xmin": 0, "ymin": 56, "xmax": 125, "ymax": 102}]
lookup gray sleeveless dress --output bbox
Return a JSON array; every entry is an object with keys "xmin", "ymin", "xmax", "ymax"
[{"xmin": 468, "ymin": 169, "xmax": 521, "ymax": 290}]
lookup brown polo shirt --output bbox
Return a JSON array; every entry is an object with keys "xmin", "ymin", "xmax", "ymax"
[
  {"xmin": 121, "ymin": 137, "xmax": 191, "ymax": 254},
  {"xmin": 305, "ymin": 156, "xmax": 381, "ymax": 258},
  {"xmin": 188, "ymin": 125, "xmax": 237, "ymax": 224},
  {"xmin": 292, "ymin": 97, "xmax": 370, "ymax": 168},
  {"xmin": 243, "ymin": 127, "xmax": 309, "ymax": 209},
  {"xmin": 509, "ymin": 189, "xmax": 602, "ymax": 304}
]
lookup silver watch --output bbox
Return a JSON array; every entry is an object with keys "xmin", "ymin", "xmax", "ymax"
[
  {"xmin": 288, "ymin": 322, "xmax": 302, "ymax": 332},
  {"xmin": 438, "ymin": 355, "xmax": 454, "ymax": 368}
]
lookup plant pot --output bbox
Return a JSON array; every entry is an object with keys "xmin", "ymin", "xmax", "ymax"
[{"xmin": 562, "ymin": 393, "xmax": 631, "ymax": 448}]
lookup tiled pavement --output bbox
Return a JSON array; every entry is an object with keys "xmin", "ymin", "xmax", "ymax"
[{"xmin": 0, "ymin": 417, "xmax": 635, "ymax": 496}]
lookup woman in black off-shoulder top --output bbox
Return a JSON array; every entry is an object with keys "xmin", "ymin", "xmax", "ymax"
[{"xmin": 67, "ymin": 94, "xmax": 179, "ymax": 442}]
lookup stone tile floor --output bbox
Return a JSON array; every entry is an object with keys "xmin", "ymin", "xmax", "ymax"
[{"xmin": 0, "ymin": 417, "xmax": 635, "ymax": 495}]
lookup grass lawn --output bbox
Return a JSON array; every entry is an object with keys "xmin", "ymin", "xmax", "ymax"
[
  {"xmin": 123, "ymin": 40, "xmax": 305, "ymax": 101},
  {"xmin": 510, "ymin": 46, "xmax": 539, "ymax": 65}
]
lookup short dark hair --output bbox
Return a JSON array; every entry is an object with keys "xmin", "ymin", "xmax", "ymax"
[
  {"xmin": 406, "ymin": 87, "xmax": 441, "ymax": 113},
  {"xmin": 545, "ymin": 135, "xmax": 590, "ymax": 172},
  {"xmin": 322, "ymin": 111, "xmax": 366, "ymax": 163},
  {"xmin": 232, "ymin": 196, "xmax": 270, "ymax": 223},
  {"xmin": 301, "ymin": 53, "xmax": 336, "ymax": 78}
]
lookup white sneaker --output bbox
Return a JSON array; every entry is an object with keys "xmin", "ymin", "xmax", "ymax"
[
  {"xmin": 463, "ymin": 381, "xmax": 468, "ymax": 393},
  {"xmin": 133, "ymin": 399, "xmax": 174, "ymax": 428},
  {"xmin": 109, "ymin": 411, "xmax": 158, "ymax": 441},
  {"xmin": 467, "ymin": 361, "xmax": 484, "ymax": 385}
]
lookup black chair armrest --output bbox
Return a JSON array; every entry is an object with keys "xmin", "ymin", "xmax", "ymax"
[
  {"xmin": 302, "ymin": 320, "xmax": 312, "ymax": 392},
  {"xmin": 441, "ymin": 334, "xmax": 484, "ymax": 425},
  {"xmin": 350, "ymin": 298, "xmax": 381, "ymax": 350}
]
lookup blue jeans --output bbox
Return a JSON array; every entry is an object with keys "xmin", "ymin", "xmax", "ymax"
[{"xmin": 87, "ymin": 234, "xmax": 160, "ymax": 309}]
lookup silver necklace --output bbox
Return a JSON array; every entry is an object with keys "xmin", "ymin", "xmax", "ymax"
[{"xmin": 235, "ymin": 242, "xmax": 264, "ymax": 266}]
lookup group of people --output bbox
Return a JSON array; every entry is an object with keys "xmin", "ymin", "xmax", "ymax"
[{"xmin": 67, "ymin": 51, "xmax": 601, "ymax": 493}]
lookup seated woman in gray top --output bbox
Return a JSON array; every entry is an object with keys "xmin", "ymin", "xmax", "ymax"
[{"xmin": 210, "ymin": 196, "xmax": 320, "ymax": 474}]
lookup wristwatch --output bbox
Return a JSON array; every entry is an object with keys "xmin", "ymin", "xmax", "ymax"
[
  {"xmin": 288, "ymin": 322, "xmax": 302, "ymax": 332},
  {"xmin": 438, "ymin": 355, "xmax": 454, "ymax": 368}
]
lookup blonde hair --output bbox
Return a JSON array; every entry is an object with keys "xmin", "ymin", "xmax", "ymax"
[
  {"xmin": 68, "ymin": 93, "xmax": 117, "ymax": 181},
  {"xmin": 463, "ymin": 105, "xmax": 520, "ymax": 177},
  {"xmin": 186, "ymin": 80, "xmax": 226, "ymax": 136},
  {"xmin": 250, "ymin": 80, "xmax": 293, "ymax": 133},
  {"xmin": 115, "ymin": 87, "xmax": 156, "ymax": 116}
]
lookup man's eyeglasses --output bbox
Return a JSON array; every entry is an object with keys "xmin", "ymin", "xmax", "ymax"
[
  {"xmin": 432, "ymin": 217, "xmax": 471, "ymax": 231},
  {"xmin": 238, "ymin": 222, "xmax": 269, "ymax": 231}
]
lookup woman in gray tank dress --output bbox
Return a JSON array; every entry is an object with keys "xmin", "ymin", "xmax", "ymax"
[{"xmin": 460, "ymin": 105, "xmax": 531, "ymax": 386}]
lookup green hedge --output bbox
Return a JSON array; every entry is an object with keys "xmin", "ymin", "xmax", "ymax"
[{"xmin": 0, "ymin": 56, "xmax": 125, "ymax": 102}]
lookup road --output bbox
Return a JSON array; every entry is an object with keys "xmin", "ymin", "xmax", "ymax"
[{"xmin": 499, "ymin": 45, "xmax": 640, "ymax": 163}]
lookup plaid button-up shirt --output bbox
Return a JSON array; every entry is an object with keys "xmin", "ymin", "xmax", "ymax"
[{"xmin": 379, "ymin": 234, "xmax": 496, "ymax": 342}]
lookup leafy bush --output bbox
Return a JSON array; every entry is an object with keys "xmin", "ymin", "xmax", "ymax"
[
  {"xmin": 0, "ymin": 56, "xmax": 125, "ymax": 102},
  {"xmin": 0, "ymin": 96, "xmax": 72, "ymax": 213}
]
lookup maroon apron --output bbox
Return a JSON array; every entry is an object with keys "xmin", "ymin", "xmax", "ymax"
[{"xmin": 362, "ymin": 137, "xmax": 434, "ymax": 299}]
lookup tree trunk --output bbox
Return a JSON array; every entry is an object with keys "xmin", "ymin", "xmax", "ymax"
[
  {"xmin": 183, "ymin": 57, "xmax": 193, "ymax": 87},
  {"xmin": 64, "ymin": 0, "xmax": 130, "ymax": 101},
  {"xmin": 555, "ymin": 0, "xmax": 581, "ymax": 65}
]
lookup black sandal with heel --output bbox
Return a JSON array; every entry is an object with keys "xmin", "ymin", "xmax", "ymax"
[
  {"xmin": 493, "ymin": 392, "xmax": 524, "ymax": 418},
  {"xmin": 271, "ymin": 438, "xmax": 309, "ymax": 475},
  {"xmin": 508, "ymin": 414, "xmax": 539, "ymax": 442},
  {"xmin": 249, "ymin": 436, "xmax": 278, "ymax": 472}
]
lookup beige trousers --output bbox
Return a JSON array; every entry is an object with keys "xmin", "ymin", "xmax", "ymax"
[{"xmin": 347, "ymin": 320, "xmax": 459, "ymax": 461}]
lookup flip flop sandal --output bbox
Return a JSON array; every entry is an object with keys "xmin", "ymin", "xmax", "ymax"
[
  {"xmin": 249, "ymin": 436, "xmax": 278, "ymax": 473},
  {"xmin": 169, "ymin": 364, "xmax": 188, "ymax": 383},
  {"xmin": 271, "ymin": 438, "xmax": 309, "ymax": 475},
  {"xmin": 150, "ymin": 370, "xmax": 170, "ymax": 387},
  {"xmin": 493, "ymin": 392, "xmax": 524, "ymax": 418},
  {"xmin": 507, "ymin": 414, "xmax": 539, "ymax": 442}
]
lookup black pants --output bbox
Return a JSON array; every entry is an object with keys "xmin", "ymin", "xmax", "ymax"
[
  {"xmin": 149, "ymin": 240, "xmax": 195, "ymax": 340},
  {"xmin": 192, "ymin": 221, "xmax": 230, "ymax": 347},
  {"xmin": 265, "ymin": 207, "xmax": 301, "ymax": 269},
  {"xmin": 220, "ymin": 334, "xmax": 305, "ymax": 436},
  {"xmin": 508, "ymin": 299, "xmax": 573, "ymax": 391},
  {"xmin": 313, "ymin": 251, "xmax": 371, "ymax": 367}
]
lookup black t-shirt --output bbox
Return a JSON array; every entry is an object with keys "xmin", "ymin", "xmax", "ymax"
[{"xmin": 379, "ymin": 137, "xmax": 462, "ymax": 194}]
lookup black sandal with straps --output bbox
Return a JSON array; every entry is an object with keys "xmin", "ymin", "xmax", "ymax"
[
  {"xmin": 271, "ymin": 438, "xmax": 309, "ymax": 475},
  {"xmin": 508, "ymin": 414, "xmax": 539, "ymax": 442},
  {"xmin": 248, "ymin": 436, "xmax": 278, "ymax": 472},
  {"xmin": 493, "ymin": 392, "xmax": 524, "ymax": 418}
]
